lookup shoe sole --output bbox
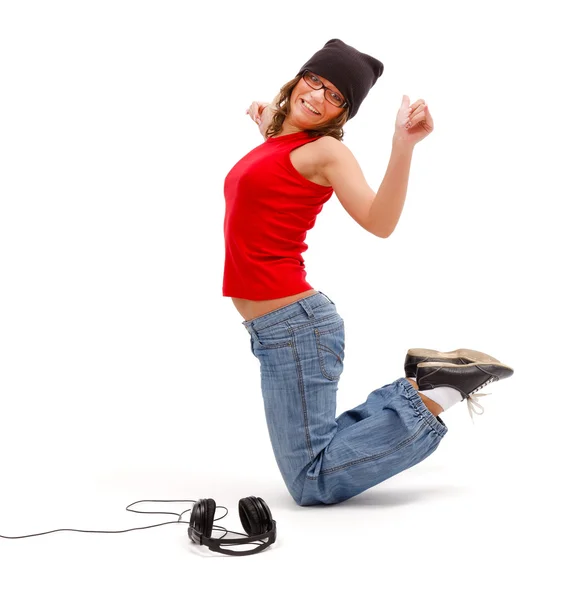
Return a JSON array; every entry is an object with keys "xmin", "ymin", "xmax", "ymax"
[
  {"xmin": 418, "ymin": 360, "xmax": 514, "ymax": 380},
  {"xmin": 405, "ymin": 348, "xmax": 501, "ymax": 378}
]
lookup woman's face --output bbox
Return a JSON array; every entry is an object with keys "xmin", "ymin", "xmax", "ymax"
[{"xmin": 289, "ymin": 72, "xmax": 346, "ymax": 128}]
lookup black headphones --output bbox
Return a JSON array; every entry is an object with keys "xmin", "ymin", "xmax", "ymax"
[
  {"xmin": 2, "ymin": 497, "xmax": 277, "ymax": 557},
  {"xmin": 188, "ymin": 496, "xmax": 276, "ymax": 557}
]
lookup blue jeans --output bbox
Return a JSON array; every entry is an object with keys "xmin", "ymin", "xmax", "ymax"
[{"xmin": 243, "ymin": 291, "xmax": 448, "ymax": 506}]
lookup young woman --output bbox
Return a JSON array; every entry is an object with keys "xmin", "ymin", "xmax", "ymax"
[{"xmin": 223, "ymin": 39, "xmax": 513, "ymax": 506}]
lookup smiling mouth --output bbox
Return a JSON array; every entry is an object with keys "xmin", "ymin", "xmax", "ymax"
[{"xmin": 301, "ymin": 98, "xmax": 320, "ymax": 115}]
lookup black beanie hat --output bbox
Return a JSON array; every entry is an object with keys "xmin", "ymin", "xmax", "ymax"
[{"xmin": 296, "ymin": 38, "xmax": 384, "ymax": 120}]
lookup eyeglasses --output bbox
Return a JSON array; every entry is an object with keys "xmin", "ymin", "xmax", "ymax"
[{"xmin": 302, "ymin": 71, "xmax": 348, "ymax": 109}]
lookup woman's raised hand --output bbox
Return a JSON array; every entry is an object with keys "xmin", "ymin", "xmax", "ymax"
[
  {"xmin": 245, "ymin": 101, "xmax": 275, "ymax": 137},
  {"xmin": 245, "ymin": 101, "xmax": 268, "ymax": 124},
  {"xmin": 393, "ymin": 95, "xmax": 434, "ymax": 145}
]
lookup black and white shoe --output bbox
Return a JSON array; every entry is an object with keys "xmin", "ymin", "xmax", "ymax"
[
  {"xmin": 405, "ymin": 348, "xmax": 502, "ymax": 379},
  {"xmin": 416, "ymin": 361, "xmax": 514, "ymax": 420}
]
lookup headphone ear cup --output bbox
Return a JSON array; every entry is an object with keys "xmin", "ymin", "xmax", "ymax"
[
  {"xmin": 190, "ymin": 498, "xmax": 217, "ymax": 540},
  {"xmin": 239, "ymin": 496, "xmax": 273, "ymax": 536},
  {"xmin": 202, "ymin": 498, "xmax": 216, "ymax": 538}
]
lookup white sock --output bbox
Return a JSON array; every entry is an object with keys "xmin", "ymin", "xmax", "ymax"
[
  {"xmin": 419, "ymin": 386, "xmax": 463, "ymax": 411},
  {"xmin": 408, "ymin": 378, "xmax": 463, "ymax": 411}
]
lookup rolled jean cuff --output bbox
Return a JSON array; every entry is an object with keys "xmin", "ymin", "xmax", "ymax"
[{"xmin": 397, "ymin": 377, "xmax": 448, "ymax": 438}]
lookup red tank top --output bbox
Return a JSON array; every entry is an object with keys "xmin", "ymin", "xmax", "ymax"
[{"xmin": 223, "ymin": 131, "xmax": 334, "ymax": 300}]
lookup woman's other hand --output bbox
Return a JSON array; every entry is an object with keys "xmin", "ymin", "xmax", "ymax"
[
  {"xmin": 246, "ymin": 101, "xmax": 275, "ymax": 138},
  {"xmin": 393, "ymin": 95, "xmax": 434, "ymax": 146}
]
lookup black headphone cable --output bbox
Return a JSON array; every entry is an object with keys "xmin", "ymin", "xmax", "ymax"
[{"xmin": 0, "ymin": 498, "xmax": 264, "ymax": 546}]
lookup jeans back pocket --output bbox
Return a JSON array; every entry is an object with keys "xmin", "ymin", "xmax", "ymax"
[{"xmin": 314, "ymin": 319, "xmax": 345, "ymax": 381}]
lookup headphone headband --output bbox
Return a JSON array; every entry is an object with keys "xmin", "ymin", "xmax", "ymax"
[{"xmin": 188, "ymin": 496, "xmax": 277, "ymax": 557}]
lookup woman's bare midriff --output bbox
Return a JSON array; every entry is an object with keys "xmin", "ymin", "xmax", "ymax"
[{"xmin": 232, "ymin": 289, "xmax": 319, "ymax": 321}]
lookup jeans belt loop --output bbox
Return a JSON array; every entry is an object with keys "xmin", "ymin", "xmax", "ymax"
[
  {"xmin": 244, "ymin": 323, "xmax": 261, "ymax": 343},
  {"xmin": 298, "ymin": 298, "xmax": 315, "ymax": 319}
]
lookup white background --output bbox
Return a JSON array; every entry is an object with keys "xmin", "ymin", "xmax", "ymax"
[{"xmin": 1, "ymin": 0, "xmax": 568, "ymax": 597}]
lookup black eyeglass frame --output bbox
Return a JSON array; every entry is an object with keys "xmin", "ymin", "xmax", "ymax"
[{"xmin": 301, "ymin": 70, "xmax": 349, "ymax": 109}]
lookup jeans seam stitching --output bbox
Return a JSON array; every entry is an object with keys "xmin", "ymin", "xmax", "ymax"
[
  {"xmin": 255, "ymin": 314, "xmax": 337, "ymax": 337},
  {"xmin": 253, "ymin": 302, "xmax": 330, "ymax": 332},
  {"xmin": 290, "ymin": 330, "xmax": 315, "ymax": 462},
  {"xmin": 287, "ymin": 315, "xmax": 341, "ymax": 334},
  {"xmin": 315, "ymin": 320, "xmax": 344, "ymax": 380},
  {"xmin": 316, "ymin": 338, "xmax": 342, "ymax": 381},
  {"xmin": 314, "ymin": 320, "xmax": 344, "ymax": 335},
  {"xmin": 254, "ymin": 340, "xmax": 292, "ymax": 349},
  {"xmin": 306, "ymin": 421, "xmax": 428, "ymax": 479}
]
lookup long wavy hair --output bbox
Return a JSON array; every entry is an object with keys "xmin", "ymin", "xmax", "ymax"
[{"xmin": 264, "ymin": 74, "xmax": 350, "ymax": 141}]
